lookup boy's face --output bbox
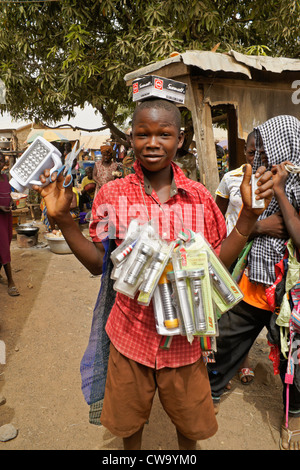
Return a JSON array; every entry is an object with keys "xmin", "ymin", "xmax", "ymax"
[
  {"xmin": 245, "ymin": 135, "xmax": 255, "ymax": 166},
  {"xmin": 130, "ymin": 107, "xmax": 184, "ymax": 173}
]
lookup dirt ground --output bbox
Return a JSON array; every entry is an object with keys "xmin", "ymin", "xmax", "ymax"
[{"xmin": 0, "ymin": 220, "xmax": 284, "ymax": 451}]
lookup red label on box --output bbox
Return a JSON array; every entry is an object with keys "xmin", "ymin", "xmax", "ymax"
[
  {"xmin": 133, "ymin": 82, "xmax": 139, "ymax": 94},
  {"xmin": 154, "ymin": 78, "xmax": 163, "ymax": 90}
]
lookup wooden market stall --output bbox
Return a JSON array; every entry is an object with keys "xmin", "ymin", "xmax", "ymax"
[{"xmin": 124, "ymin": 50, "xmax": 300, "ymax": 195}]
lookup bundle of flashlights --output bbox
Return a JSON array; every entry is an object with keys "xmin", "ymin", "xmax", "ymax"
[{"xmin": 110, "ymin": 221, "xmax": 243, "ymax": 354}]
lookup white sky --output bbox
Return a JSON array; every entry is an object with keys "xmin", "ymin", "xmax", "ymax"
[{"xmin": 0, "ymin": 104, "xmax": 105, "ymax": 134}]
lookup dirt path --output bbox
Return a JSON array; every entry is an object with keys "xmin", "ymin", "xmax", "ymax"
[{"xmin": 0, "ymin": 222, "xmax": 284, "ymax": 450}]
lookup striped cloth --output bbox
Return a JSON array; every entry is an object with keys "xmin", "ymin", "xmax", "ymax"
[{"xmin": 248, "ymin": 115, "xmax": 300, "ymax": 286}]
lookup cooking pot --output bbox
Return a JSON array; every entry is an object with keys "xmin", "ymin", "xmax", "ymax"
[{"xmin": 16, "ymin": 223, "xmax": 39, "ymax": 237}]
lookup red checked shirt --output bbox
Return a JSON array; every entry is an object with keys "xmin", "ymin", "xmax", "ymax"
[{"xmin": 89, "ymin": 161, "xmax": 226, "ymax": 369}]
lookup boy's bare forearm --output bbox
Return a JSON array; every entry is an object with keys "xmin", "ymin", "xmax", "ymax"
[
  {"xmin": 54, "ymin": 213, "xmax": 104, "ymax": 275},
  {"xmin": 219, "ymin": 208, "xmax": 257, "ymax": 268}
]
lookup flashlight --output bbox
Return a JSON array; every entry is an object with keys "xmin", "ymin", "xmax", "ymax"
[
  {"xmin": 208, "ymin": 262, "xmax": 235, "ymax": 304},
  {"xmin": 140, "ymin": 251, "xmax": 166, "ymax": 294},
  {"xmin": 188, "ymin": 269, "xmax": 206, "ymax": 332},
  {"xmin": 167, "ymin": 270, "xmax": 194, "ymax": 342},
  {"xmin": 157, "ymin": 263, "xmax": 179, "ymax": 329},
  {"xmin": 124, "ymin": 243, "xmax": 153, "ymax": 285}
]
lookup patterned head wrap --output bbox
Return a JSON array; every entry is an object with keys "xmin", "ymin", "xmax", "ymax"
[
  {"xmin": 100, "ymin": 145, "xmax": 112, "ymax": 154},
  {"xmin": 248, "ymin": 115, "xmax": 300, "ymax": 285}
]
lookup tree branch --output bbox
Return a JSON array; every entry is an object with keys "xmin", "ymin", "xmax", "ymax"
[{"xmin": 40, "ymin": 122, "xmax": 109, "ymax": 133}]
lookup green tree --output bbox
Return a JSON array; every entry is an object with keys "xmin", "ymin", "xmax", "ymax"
[{"xmin": 0, "ymin": 0, "xmax": 298, "ymax": 142}]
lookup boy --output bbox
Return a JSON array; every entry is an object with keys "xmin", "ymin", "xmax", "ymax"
[{"xmin": 34, "ymin": 99, "xmax": 273, "ymax": 450}]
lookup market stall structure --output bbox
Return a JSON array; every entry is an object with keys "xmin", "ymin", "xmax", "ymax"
[{"xmin": 125, "ymin": 50, "xmax": 300, "ymax": 195}]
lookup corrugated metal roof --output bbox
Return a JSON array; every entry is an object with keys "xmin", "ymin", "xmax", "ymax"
[
  {"xmin": 80, "ymin": 133, "xmax": 110, "ymax": 149},
  {"xmin": 124, "ymin": 50, "xmax": 300, "ymax": 82},
  {"xmin": 228, "ymin": 50, "xmax": 300, "ymax": 73},
  {"xmin": 26, "ymin": 127, "xmax": 80, "ymax": 142},
  {"xmin": 182, "ymin": 50, "xmax": 251, "ymax": 77}
]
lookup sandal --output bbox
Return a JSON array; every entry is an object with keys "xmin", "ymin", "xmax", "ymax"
[
  {"xmin": 280, "ymin": 424, "xmax": 300, "ymax": 450},
  {"xmin": 7, "ymin": 286, "xmax": 20, "ymax": 297},
  {"xmin": 238, "ymin": 367, "xmax": 254, "ymax": 385}
]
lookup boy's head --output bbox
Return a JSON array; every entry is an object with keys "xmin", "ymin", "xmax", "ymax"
[
  {"xmin": 132, "ymin": 99, "xmax": 182, "ymax": 132},
  {"xmin": 244, "ymin": 131, "xmax": 255, "ymax": 166},
  {"xmin": 130, "ymin": 99, "xmax": 184, "ymax": 173}
]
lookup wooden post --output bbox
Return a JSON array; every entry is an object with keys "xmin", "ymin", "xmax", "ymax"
[{"xmin": 188, "ymin": 81, "xmax": 219, "ymax": 195}]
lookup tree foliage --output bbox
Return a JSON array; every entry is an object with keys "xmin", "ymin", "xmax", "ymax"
[{"xmin": 0, "ymin": 0, "xmax": 298, "ymax": 141}]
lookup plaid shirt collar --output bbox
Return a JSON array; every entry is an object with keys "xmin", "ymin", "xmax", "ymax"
[{"xmin": 132, "ymin": 159, "xmax": 197, "ymax": 198}]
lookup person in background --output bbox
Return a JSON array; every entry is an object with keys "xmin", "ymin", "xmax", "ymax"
[
  {"xmin": 120, "ymin": 149, "xmax": 136, "ymax": 177},
  {"xmin": 92, "ymin": 145, "xmax": 121, "ymax": 196},
  {"xmin": 0, "ymin": 153, "xmax": 19, "ymax": 296},
  {"xmin": 215, "ymin": 131, "xmax": 288, "ymax": 385},
  {"xmin": 209, "ymin": 115, "xmax": 300, "ymax": 451},
  {"xmin": 79, "ymin": 166, "xmax": 96, "ymax": 212},
  {"xmin": 216, "ymin": 132, "xmax": 256, "ymax": 384}
]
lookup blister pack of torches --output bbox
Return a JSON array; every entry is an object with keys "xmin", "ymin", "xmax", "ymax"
[{"xmin": 110, "ymin": 220, "xmax": 243, "ymax": 361}]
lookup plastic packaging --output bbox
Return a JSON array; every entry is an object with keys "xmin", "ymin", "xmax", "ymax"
[
  {"xmin": 171, "ymin": 248, "xmax": 217, "ymax": 337},
  {"xmin": 183, "ymin": 231, "xmax": 243, "ymax": 315},
  {"xmin": 9, "ymin": 136, "xmax": 62, "ymax": 193},
  {"xmin": 137, "ymin": 241, "xmax": 175, "ymax": 306},
  {"xmin": 112, "ymin": 223, "xmax": 161, "ymax": 299}
]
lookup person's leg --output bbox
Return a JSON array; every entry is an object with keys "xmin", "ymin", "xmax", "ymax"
[
  {"xmin": 158, "ymin": 358, "xmax": 218, "ymax": 448},
  {"xmin": 176, "ymin": 429, "xmax": 196, "ymax": 450},
  {"xmin": 3, "ymin": 262, "xmax": 19, "ymax": 295},
  {"xmin": 238, "ymin": 355, "xmax": 254, "ymax": 384},
  {"xmin": 208, "ymin": 301, "xmax": 271, "ymax": 402},
  {"xmin": 123, "ymin": 427, "xmax": 144, "ymax": 450},
  {"xmin": 100, "ymin": 344, "xmax": 156, "ymax": 449}
]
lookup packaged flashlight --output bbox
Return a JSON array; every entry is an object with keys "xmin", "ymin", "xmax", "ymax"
[
  {"xmin": 153, "ymin": 262, "xmax": 181, "ymax": 336},
  {"xmin": 110, "ymin": 219, "xmax": 142, "ymax": 280},
  {"xmin": 172, "ymin": 248, "xmax": 217, "ymax": 337},
  {"xmin": 183, "ymin": 231, "xmax": 243, "ymax": 315},
  {"xmin": 113, "ymin": 222, "xmax": 161, "ymax": 298},
  {"xmin": 138, "ymin": 241, "xmax": 176, "ymax": 306}
]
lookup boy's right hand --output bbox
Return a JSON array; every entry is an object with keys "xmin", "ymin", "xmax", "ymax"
[{"xmin": 32, "ymin": 169, "xmax": 73, "ymax": 221}]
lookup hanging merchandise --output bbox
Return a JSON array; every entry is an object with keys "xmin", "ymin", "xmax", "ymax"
[
  {"xmin": 110, "ymin": 221, "xmax": 243, "ymax": 348},
  {"xmin": 284, "ymin": 283, "xmax": 300, "ymax": 430},
  {"xmin": 10, "ymin": 137, "xmax": 62, "ymax": 193},
  {"xmin": 181, "ymin": 230, "xmax": 244, "ymax": 315}
]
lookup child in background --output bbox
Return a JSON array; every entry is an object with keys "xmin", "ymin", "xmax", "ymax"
[
  {"xmin": 79, "ymin": 166, "xmax": 96, "ymax": 211},
  {"xmin": 33, "ymin": 98, "xmax": 273, "ymax": 450}
]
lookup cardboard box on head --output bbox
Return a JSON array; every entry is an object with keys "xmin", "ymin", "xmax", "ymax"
[{"xmin": 132, "ymin": 75, "xmax": 186, "ymax": 104}]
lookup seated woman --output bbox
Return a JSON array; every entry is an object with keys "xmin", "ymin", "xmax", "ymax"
[{"xmin": 79, "ymin": 166, "xmax": 96, "ymax": 212}]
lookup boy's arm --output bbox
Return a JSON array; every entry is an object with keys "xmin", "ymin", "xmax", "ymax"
[
  {"xmin": 249, "ymin": 212, "xmax": 288, "ymax": 240},
  {"xmin": 219, "ymin": 164, "xmax": 273, "ymax": 268},
  {"xmin": 33, "ymin": 170, "xmax": 104, "ymax": 275},
  {"xmin": 271, "ymin": 162, "xmax": 300, "ymax": 248}
]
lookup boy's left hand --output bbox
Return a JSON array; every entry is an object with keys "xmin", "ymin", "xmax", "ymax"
[{"xmin": 240, "ymin": 164, "xmax": 273, "ymax": 215}]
